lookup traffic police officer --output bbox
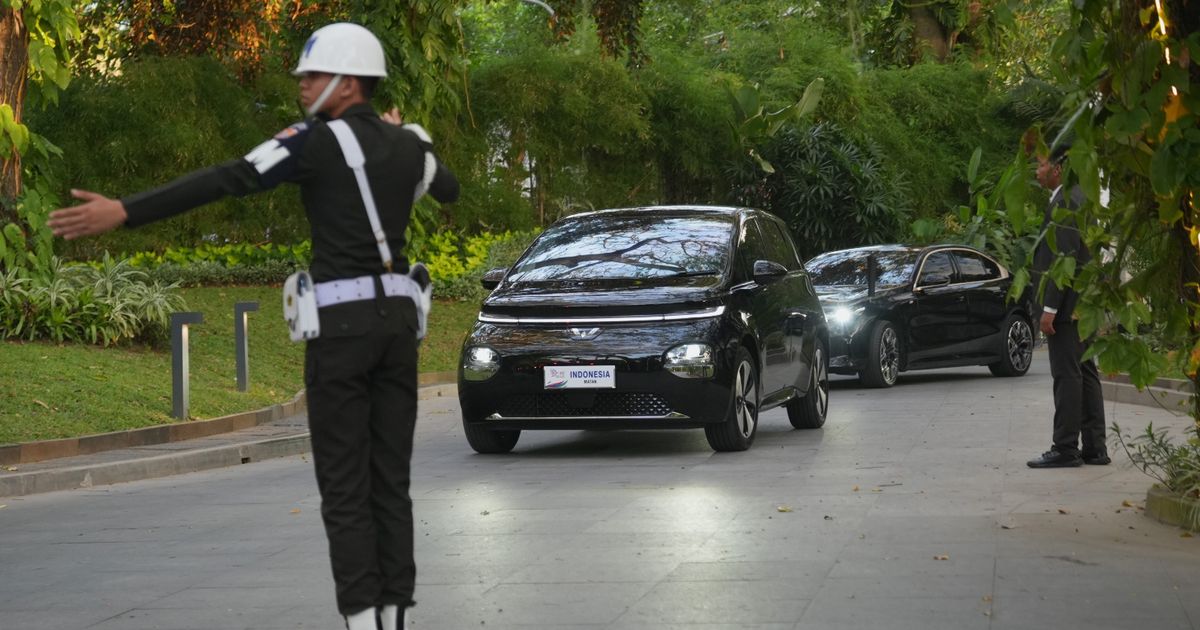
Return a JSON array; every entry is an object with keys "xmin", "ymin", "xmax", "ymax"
[{"xmin": 48, "ymin": 22, "xmax": 457, "ymax": 630}]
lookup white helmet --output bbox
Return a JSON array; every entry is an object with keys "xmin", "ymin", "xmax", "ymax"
[{"xmin": 293, "ymin": 23, "xmax": 387, "ymax": 78}]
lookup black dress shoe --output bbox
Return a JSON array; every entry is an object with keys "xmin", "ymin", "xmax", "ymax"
[
  {"xmin": 1082, "ymin": 450, "xmax": 1111, "ymax": 465},
  {"xmin": 1027, "ymin": 450, "xmax": 1083, "ymax": 468}
]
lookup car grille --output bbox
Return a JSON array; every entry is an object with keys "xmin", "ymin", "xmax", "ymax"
[{"xmin": 497, "ymin": 392, "xmax": 674, "ymax": 418}]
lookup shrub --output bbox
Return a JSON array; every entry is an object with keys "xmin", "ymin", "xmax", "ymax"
[
  {"xmin": 732, "ymin": 122, "xmax": 912, "ymax": 259},
  {"xmin": 1114, "ymin": 422, "xmax": 1200, "ymax": 502},
  {"xmin": 0, "ymin": 256, "xmax": 184, "ymax": 345}
]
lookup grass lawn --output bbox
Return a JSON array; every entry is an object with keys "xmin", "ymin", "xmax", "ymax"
[{"xmin": 0, "ymin": 286, "xmax": 481, "ymax": 445}]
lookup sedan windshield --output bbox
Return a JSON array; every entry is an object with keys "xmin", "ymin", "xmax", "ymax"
[
  {"xmin": 507, "ymin": 214, "xmax": 733, "ymax": 282},
  {"xmin": 806, "ymin": 250, "xmax": 916, "ymax": 288}
]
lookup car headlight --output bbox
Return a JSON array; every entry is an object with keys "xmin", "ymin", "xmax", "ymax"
[
  {"xmin": 824, "ymin": 305, "xmax": 865, "ymax": 330},
  {"xmin": 462, "ymin": 346, "xmax": 500, "ymax": 381},
  {"xmin": 664, "ymin": 343, "xmax": 715, "ymax": 379}
]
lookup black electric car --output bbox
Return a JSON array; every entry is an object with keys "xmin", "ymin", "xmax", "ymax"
[
  {"xmin": 806, "ymin": 244, "xmax": 1037, "ymax": 387},
  {"xmin": 457, "ymin": 206, "xmax": 829, "ymax": 453}
]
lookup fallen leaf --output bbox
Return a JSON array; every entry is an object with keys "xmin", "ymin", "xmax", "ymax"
[
  {"xmin": 776, "ymin": 506, "xmax": 793, "ymax": 513},
  {"xmin": 480, "ymin": 510, "xmax": 491, "ymax": 516},
  {"xmin": 32, "ymin": 399, "xmax": 50, "ymax": 410},
  {"xmin": 934, "ymin": 554, "xmax": 950, "ymax": 561},
  {"xmin": 870, "ymin": 487, "xmax": 883, "ymax": 493},
  {"xmin": 2, "ymin": 466, "xmax": 17, "ymax": 472},
  {"xmin": 1000, "ymin": 524, "xmax": 1015, "ymax": 530},
  {"xmin": 290, "ymin": 508, "xmax": 301, "ymax": 514},
  {"xmin": 1057, "ymin": 508, "xmax": 1070, "ymax": 515},
  {"xmin": 1122, "ymin": 500, "xmax": 1135, "ymax": 508},
  {"xmin": 982, "ymin": 595, "xmax": 993, "ymax": 602},
  {"xmin": 852, "ymin": 485, "xmax": 860, "ymax": 492},
  {"xmin": 1183, "ymin": 532, "xmax": 1194, "ymax": 538},
  {"xmin": 823, "ymin": 515, "xmax": 833, "ymax": 520}
]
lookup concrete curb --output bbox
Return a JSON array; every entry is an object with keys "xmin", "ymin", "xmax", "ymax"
[
  {"xmin": 0, "ymin": 377, "xmax": 460, "ymax": 498},
  {"xmin": 1101, "ymin": 378, "xmax": 1193, "ymax": 413},
  {"xmin": 0, "ymin": 372, "xmax": 459, "ymax": 467},
  {"xmin": 0, "ymin": 434, "xmax": 314, "ymax": 497}
]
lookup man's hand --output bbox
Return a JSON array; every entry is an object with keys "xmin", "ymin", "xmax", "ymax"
[
  {"xmin": 47, "ymin": 189, "xmax": 128, "ymax": 240},
  {"xmin": 1040, "ymin": 311, "xmax": 1056, "ymax": 336},
  {"xmin": 381, "ymin": 107, "xmax": 403, "ymax": 126}
]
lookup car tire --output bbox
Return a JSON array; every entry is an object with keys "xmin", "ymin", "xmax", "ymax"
[
  {"xmin": 860, "ymin": 320, "xmax": 901, "ymax": 388},
  {"xmin": 787, "ymin": 340, "xmax": 829, "ymax": 429},
  {"xmin": 705, "ymin": 347, "xmax": 759, "ymax": 452},
  {"xmin": 462, "ymin": 419, "xmax": 520, "ymax": 454},
  {"xmin": 989, "ymin": 313, "xmax": 1034, "ymax": 377}
]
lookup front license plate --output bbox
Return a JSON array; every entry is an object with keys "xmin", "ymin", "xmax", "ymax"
[{"xmin": 544, "ymin": 365, "xmax": 616, "ymax": 389}]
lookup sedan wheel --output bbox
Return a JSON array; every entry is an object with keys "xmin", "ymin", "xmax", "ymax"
[
  {"xmin": 860, "ymin": 320, "xmax": 900, "ymax": 388},
  {"xmin": 705, "ymin": 347, "xmax": 759, "ymax": 452},
  {"xmin": 788, "ymin": 341, "xmax": 829, "ymax": 429},
  {"xmin": 989, "ymin": 314, "xmax": 1034, "ymax": 377}
]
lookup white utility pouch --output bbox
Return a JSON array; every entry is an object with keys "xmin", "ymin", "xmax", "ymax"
[{"xmin": 283, "ymin": 270, "xmax": 320, "ymax": 342}]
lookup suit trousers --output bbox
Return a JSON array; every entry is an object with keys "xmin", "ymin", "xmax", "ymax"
[
  {"xmin": 305, "ymin": 298, "xmax": 419, "ymax": 616},
  {"xmin": 1046, "ymin": 320, "xmax": 1106, "ymax": 455}
]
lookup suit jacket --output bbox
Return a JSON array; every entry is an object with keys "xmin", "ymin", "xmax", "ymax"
[{"xmin": 1032, "ymin": 185, "xmax": 1091, "ymax": 323}]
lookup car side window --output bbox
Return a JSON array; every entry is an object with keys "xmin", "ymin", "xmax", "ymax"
[
  {"xmin": 918, "ymin": 251, "xmax": 955, "ymax": 286},
  {"xmin": 736, "ymin": 220, "xmax": 768, "ymax": 282},
  {"xmin": 953, "ymin": 251, "xmax": 1001, "ymax": 282},
  {"xmin": 762, "ymin": 220, "xmax": 802, "ymax": 271}
]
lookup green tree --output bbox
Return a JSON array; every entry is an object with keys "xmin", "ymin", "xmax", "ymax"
[
  {"xmin": 0, "ymin": 0, "xmax": 78, "ymax": 271},
  {"xmin": 1034, "ymin": 1, "xmax": 1198, "ymax": 431}
]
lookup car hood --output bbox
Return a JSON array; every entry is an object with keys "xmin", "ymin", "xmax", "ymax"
[{"xmin": 483, "ymin": 277, "xmax": 725, "ymax": 317}]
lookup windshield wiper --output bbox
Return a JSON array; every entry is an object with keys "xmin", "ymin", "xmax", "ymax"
[{"xmin": 670, "ymin": 270, "xmax": 719, "ymax": 277}]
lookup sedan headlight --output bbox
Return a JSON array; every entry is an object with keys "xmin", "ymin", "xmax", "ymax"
[
  {"xmin": 664, "ymin": 343, "xmax": 714, "ymax": 379},
  {"xmin": 462, "ymin": 346, "xmax": 500, "ymax": 381},
  {"xmin": 824, "ymin": 305, "xmax": 865, "ymax": 330}
]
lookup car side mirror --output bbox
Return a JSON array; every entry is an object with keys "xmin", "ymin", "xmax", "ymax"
[
  {"xmin": 481, "ymin": 267, "xmax": 507, "ymax": 290},
  {"xmin": 916, "ymin": 273, "xmax": 951, "ymax": 291},
  {"xmin": 753, "ymin": 260, "xmax": 788, "ymax": 284}
]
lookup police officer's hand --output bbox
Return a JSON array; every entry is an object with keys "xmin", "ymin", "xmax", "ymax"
[
  {"xmin": 381, "ymin": 107, "xmax": 403, "ymax": 126},
  {"xmin": 47, "ymin": 189, "xmax": 128, "ymax": 240},
  {"xmin": 1040, "ymin": 311, "xmax": 1056, "ymax": 336}
]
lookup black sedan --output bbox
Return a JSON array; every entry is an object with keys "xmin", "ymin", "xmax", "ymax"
[
  {"xmin": 457, "ymin": 206, "xmax": 830, "ymax": 453},
  {"xmin": 806, "ymin": 244, "xmax": 1036, "ymax": 387}
]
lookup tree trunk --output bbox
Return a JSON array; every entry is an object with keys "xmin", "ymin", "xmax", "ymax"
[
  {"xmin": 0, "ymin": 7, "xmax": 27, "ymax": 215},
  {"xmin": 909, "ymin": 5, "xmax": 949, "ymax": 62}
]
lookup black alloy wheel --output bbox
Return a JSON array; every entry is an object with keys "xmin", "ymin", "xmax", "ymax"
[
  {"xmin": 989, "ymin": 314, "xmax": 1034, "ymax": 377},
  {"xmin": 860, "ymin": 320, "xmax": 901, "ymax": 388},
  {"xmin": 787, "ymin": 340, "xmax": 829, "ymax": 429},
  {"xmin": 705, "ymin": 347, "xmax": 759, "ymax": 452}
]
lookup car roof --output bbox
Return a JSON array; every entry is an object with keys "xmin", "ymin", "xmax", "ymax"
[
  {"xmin": 811, "ymin": 243, "xmax": 985, "ymax": 258},
  {"xmin": 561, "ymin": 205, "xmax": 759, "ymax": 220}
]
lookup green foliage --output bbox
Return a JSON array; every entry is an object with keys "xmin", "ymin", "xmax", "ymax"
[
  {"xmin": 26, "ymin": 57, "xmax": 306, "ymax": 258},
  {"xmin": 727, "ymin": 78, "xmax": 824, "ymax": 174},
  {"xmin": 733, "ymin": 122, "xmax": 912, "ymax": 258},
  {"xmin": 1113, "ymin": 422, "xmax": 1200, "ymax": 502},
  {"xmin": 0, "ymin": 255, "xmax": 184, "ymax": 345}
]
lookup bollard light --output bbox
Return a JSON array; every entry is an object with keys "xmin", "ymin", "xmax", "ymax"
[
  {"xmin": 234, "ymin": 301, "xmax": 260, "ymax": 392},
  {"xmin": 171, "ymin": 312, "xmax": 204, "ymax": 420}
]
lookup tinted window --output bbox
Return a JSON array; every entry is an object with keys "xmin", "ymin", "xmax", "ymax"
[
  {"xmin": 805, "ymin": 250, "xmax": 916, "ymax": 288},
  {"xmin": 918, "ymin": 251, "xmax": 955, "ymax": 285},
  {"xmin": 953, "ymin": 251, "xmax": 1001, "ymax": 282},
  {"xmin": 508, "ymin": 214, "xmax": 734, "ymax": 282},
  {"xmin": 736, "ymin": 220, "xmax": 769, "ymax": 282},
  {"xmin": 761, "ymin": 220, "xmax": 802, "ymax": 271}
]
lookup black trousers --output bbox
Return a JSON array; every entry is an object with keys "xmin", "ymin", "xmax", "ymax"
[
  {"xmin": 1046, "ymin": 320, "xmax": 1106, "ymax": 455},
  {"xmin": 305, "ymin": 298, "xmax": 419, "ymax": 616}
]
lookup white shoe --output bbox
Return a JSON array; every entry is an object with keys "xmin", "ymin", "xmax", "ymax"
[
  {"xmin": 344, "ymin": 607, "xmax": 378, "ymax": 630},
  {"xmin": 380, "ymin": 604, "xmax": 409, "ymax": 629}
]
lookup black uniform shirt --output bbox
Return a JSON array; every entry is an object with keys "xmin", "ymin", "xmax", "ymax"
[{"xmin": 122, "ymin": 103, "xmax": 459, "ymax": 283}]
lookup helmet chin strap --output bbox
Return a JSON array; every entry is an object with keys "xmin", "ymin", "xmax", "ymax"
[{"xmin": 306, "ymin": 74, "xmax": 343, "ymax": 117}]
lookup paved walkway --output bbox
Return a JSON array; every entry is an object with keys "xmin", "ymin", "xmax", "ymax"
[{"xmin": 0, "ymin": 351, "xmax": 1197, "ymax": 629}]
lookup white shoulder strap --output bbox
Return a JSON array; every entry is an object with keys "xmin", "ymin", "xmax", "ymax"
[
  {"xmin": 402, "ymin": 123, "xmax": 438, "ymax": 203},
  {"xmin": 327, "ymin": 119, "xmax": 393, "ymax": 271}
]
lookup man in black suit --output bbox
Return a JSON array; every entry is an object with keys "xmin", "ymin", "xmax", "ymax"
[{"xmin": 1027, "ymin": 143, "xmax": 1110, "ymax": 468}]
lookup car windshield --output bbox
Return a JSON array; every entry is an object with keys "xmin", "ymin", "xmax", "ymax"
[
  {"xmin": 507, "ymin": 214, "xmax": 733, "ymax": 282},
  {"xmin": 806, "ymin": 250, "xmax": 916, "ymax": 287}
]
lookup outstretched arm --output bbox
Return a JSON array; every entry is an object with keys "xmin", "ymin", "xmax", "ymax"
[{"xmin": 47, "ymin": 189, "xmax": 129, "ymax": 240}]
